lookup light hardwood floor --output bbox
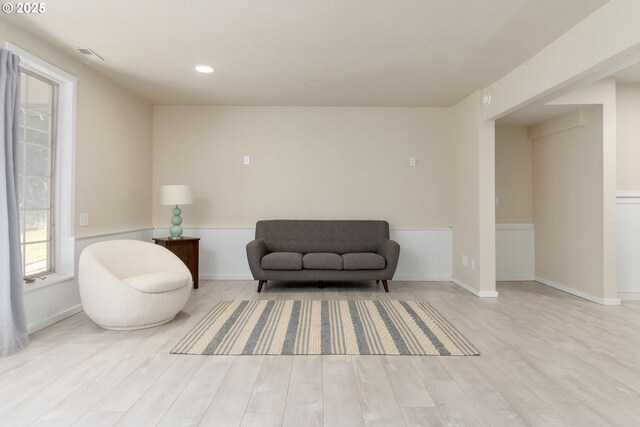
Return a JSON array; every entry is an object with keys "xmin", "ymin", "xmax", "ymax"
[{"xmin": 2, "ymin": 280, "xmax": 640, "ymax": 426}]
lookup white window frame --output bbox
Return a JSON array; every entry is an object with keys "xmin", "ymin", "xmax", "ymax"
[
  {"xmin": 7, "ymin": 42, "xmax": 76, "ymax": 291},
  {"xmin": 19, "ymin": 68, "xmax": 57, "ymax": 278}
]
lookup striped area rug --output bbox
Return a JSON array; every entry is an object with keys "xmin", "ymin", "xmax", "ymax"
[{"xmin": 171, "ymin": 300, "xmax": 479, "ymax": 356}]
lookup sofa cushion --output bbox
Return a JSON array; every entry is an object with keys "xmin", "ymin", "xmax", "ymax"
[
  {"xmin": 255, "ymin": 220, "xmax": 389, "ymax": 253},
  {"xmin": 261, "ymin": 252, "xmax": 303, "ymax": 270},
  {"xmin": 303, "ymin": 253, "xmax": 343, "ymax": 270},
  {"xmin": 342, "ymin": 252, "xmax": 386, "ymax": 270},
  {"xmin": 122, "ymin": 271, "xmax": 190, "ymax": 293}
]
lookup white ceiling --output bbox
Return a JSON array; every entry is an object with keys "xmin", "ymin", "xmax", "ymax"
[{"xmin": 6, "ymin": 0, "xmax": 608, "ymax": 106}]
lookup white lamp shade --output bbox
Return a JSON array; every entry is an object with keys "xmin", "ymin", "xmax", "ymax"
[{"xmin": 160, "ymin": 185, "xmax": 193, "ymax": 206}]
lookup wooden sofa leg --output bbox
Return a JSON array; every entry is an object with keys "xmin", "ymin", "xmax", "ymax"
[
  {"xmin": 381, "ymin": 280, "xmax": 389, "ymax": 293},
  {"xmin": 257, "ymin": 280, "xmax": 266, "ymax": 293}
]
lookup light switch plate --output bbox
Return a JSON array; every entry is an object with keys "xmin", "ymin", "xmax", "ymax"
[
  {"xmin": 243, "ymin": 155, "xmax": 250, "ymax": 165},
  {"xmin": 409, "ymin": 156, "xmax": 416, "ymax": 167},
  {"xmin": 79, "ymin": 213, "xmax": 89, "ymax": 227},
  {"xmin": 462, "ymin": 255, "xmax": 468, "ymax": 267},
  {"xmin": 471, "ymin": 259, "xmax": 476, "ymax": 270}
]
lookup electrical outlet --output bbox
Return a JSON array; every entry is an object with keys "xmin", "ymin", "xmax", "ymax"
[
  {"xmin": 462, "ymin": 255, "xmax": 468, "ymax": 267},
  {"xmin": 243, "ymin": 155, "xmax": 250, "ymax": 165},
  {"xmin": 409, "ymin": 156, "xmax": 417, "ymax": 167},
  {"xmin": 471, "ymin": 259, "xmax": 476, "ymax": 270}
]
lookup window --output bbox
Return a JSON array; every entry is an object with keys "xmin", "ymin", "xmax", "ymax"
[
  {"xmin": 18, "ymin": 70, "xmax": 58, "ymax": 278},
  {"xmin": 7, "ymin": 42, "xmax": 76, "ymax": 290}
]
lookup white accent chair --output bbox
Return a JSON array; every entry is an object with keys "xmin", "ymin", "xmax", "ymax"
[{"xmin": 79, "ymin": 240, "xmax": 192, "ymax": 330}]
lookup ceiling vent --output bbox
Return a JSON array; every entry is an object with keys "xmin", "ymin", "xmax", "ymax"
[{"xmin": 76, "ymin": 48, "xmax": 104, "ymax": 62}]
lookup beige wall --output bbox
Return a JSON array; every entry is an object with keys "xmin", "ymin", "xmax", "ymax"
[
  {"xmin": 152, "ymin": 106, "xmax": 452, "ymax": 228},
  {"xmin": 495, "ymin": 125, "xmax": 533, "ymax": 223},
  {"xmin": 451, "ymin": 91, "xmax": 496, "ymax": 295},
  {"xmin": 533, "ymin": 106, "xmax": 606, "ymax": 298},
  {"xmin": 545, "ymin": 79, "xmax": 617, "ymax": 300},
  {"xmin": 617, "ymin": 82, "xmax": 640, "ymax": 191},
  {"xmin": 0, "ymin": 20, "xmax": 153, "ymax": 237}
]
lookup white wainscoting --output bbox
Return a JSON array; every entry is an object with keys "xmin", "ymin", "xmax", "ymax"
[
  {"xmin": 496, "ymin": 223, "xmax": 535, "ymax": 281},
  {"xmin": 154, "ymin": 227, "xmax": 454, "ymax": 282},
  {"xmin": 156, "ymin": 228, "xmax": 256, "ymax": 280},
  {"xmin": 24, "ymin": 228, "xmax": 154, "ymax": 334},
  {"xmin": 390, "ymin": 229, "xmax": 453, "ymax": 281},
  {"xmin": 617, "ymin": 192, "xmax": 640, "ymax": 300}
]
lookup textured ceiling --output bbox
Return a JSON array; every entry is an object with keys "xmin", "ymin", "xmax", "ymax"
[{"xmin": 5, "ymin": 0, "xmax": 608, "ymax": 106}]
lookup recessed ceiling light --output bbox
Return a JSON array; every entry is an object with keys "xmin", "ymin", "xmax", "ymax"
[{"xmin": 195, "ymin": 65, "xmax": 214, "ymax": 73}]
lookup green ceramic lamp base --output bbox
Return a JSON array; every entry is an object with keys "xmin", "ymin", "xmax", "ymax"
[{"xmin": 169, "ymin": 205, "xmax": 183, "ymax": 238}]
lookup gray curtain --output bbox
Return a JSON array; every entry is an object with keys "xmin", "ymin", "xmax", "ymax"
[{"xmin": 0, "ymin": 48, "xmax": 28, "ymax": 358}]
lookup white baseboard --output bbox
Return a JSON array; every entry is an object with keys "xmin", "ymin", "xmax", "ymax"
[
  {"xmin": 200, "ymin": 275, "xmax": 453, "ymax": 282},
  {"xmin": 618, "ymin": 292, "xmax": 640, "ymax": 301},
  {"xmin": 200, "ymin": 274, "xmax": 252, "ymax": 281},
  {"xmin": 27, "ymin": 304, "xmax": 83, "ymax": 334},
  {"xmin": 452, "ymin": 278, "xmax": 499, "ymax": 298},
  {"xmin": 535, "ymin": 276, "xmax": 621, "ymax": 306},
  {"xmin": 496, "ymin": 275, "xmax": 535, "ymax": 282},
  {"xmin": 393, "ymin": 275, "xmax": 453, "ymax": 282},
  {"xmin": 478, "ymin": 290, "xmax": 499, "ymax": 298}
]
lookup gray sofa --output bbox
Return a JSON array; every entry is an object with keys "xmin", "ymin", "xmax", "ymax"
[{"xmin": 246, "ymin": 220, "xmax": 400, "ymax": 293}]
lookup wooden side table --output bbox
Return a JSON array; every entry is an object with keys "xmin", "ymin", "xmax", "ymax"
[{"xmin": 152, "ymin": 237, "xmax": 200, "ymax": 289}]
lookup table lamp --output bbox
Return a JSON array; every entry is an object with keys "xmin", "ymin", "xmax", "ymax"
[{"xmin": 160, "ymin": 185, "xmax": 193, "ymax": 239}]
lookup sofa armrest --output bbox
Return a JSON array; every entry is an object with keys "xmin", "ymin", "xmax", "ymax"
[
  {"xmin": 246, "ymin": 239, "xmax": 268, "ymax": 278},
  {"xmin": 377, "ymin": 239, "xmax": 400, "ymax": 276}
]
